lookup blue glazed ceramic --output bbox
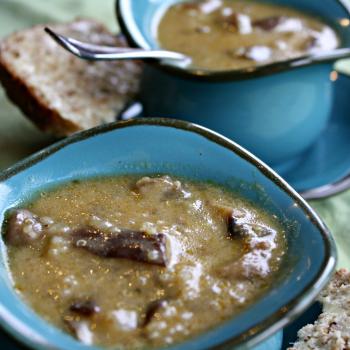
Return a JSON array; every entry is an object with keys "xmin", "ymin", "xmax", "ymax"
[
  {"xmin": 116, "ymin": 0, "xmax": 350, "ymax": 165},
  {"xmin": 0, "ymin": 119, "xmax": 336, "ymax": 350},
  {"xmin": 272, "ymin": 72, "xmax": 350, "ymax": 197},
  {"xmin": 120, "ymin": 73, "xmax": 350, "ymax": 198}
]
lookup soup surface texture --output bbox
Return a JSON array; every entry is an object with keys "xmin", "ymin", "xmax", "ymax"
[
  {"xmin": 4, "ymin": 175, "xmax": 286, "ymax": 349},
  {"xmin": 157, "ymin": 0, "xmax": 339, "ymax": 71}
]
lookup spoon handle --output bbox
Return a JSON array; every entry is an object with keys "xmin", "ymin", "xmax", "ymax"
[
  {"xmin": 44, "ymin": 27, "xmax": 189, "ymax": 62},
  {"xmin": 291, "ymin": 47, "xmax": 350, "ymax": 67}
]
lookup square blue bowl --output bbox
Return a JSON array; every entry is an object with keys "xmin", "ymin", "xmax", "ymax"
[{"xmin": 0, "ymin": 119, "xmax": 336, "ymax": 350}]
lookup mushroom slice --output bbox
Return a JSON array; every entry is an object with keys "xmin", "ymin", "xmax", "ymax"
[
  {"xmin": 4, "ymin": 209, "xmax": 43, "ymax": 246},
  {"xmin": 134, "ymin": 176, "xmax": 191, "ymax": 200},
  {"xmin": 142, "ymin": 299, "xmax": 168, "ymax": 327},
  {"xmin": 72, "ymin": 227, "xmax": 167, "ymax": 266},
  {"xmin": 69, "ymin": 299, "xmax": 101, "ymax": 317},
  {"xmin": 253, "ymin": 16, "xmax": 286, "ymax": 31},
  {"xmin": 214, "ymin": 205, "xmax": 247, "ymax": 239},
  {"xmin": 222, "ymin": 13, "xmax": 252, "ymax": 34}
]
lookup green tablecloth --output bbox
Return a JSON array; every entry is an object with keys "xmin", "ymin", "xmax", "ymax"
[{"xmin": 0, "ymin": 0, "xmax": 349, "ymax": 269}]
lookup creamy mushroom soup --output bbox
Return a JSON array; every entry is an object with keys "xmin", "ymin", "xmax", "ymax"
[
  {"xmin": 157, "ymin": 0, "xmax": 339, "ymax": 71},
  {"xmin": 3, "ymin": 175, "xmax": 286, "ymax": 349}
]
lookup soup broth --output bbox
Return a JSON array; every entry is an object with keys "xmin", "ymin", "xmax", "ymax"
[
  {"xmin": 4, "ymin": 175, "xmax": 286, "ymax": 349},
  {"xmin": 157, "ymin": 0, "xmax": 339, "ymax": 71}
]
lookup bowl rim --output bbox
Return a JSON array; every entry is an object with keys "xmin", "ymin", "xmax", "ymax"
[
  {"xmin": 116, "ymin": 0, "xmax": 350, "ymax": 82},
  {"xmin": 0, "ymin": 118, "xmax": 337, "ymax": 350}
]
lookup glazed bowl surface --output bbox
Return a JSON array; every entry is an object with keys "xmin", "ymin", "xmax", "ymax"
[
  {"xmin": 0, "ymin": 118, "xmax": 336, "ymax": 350},
  {"xmin": 117, "ymin": 0, "xmax": 350, "ymax": 165}
]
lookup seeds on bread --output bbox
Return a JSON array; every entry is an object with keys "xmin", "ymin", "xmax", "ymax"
[{"xmin": 288, "ymin": 269, "xmax": 350, "ymax": 350}]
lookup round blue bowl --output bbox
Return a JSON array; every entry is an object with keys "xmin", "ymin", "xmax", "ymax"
[
  {"xmin": 0, "ymin": 119, "xmax": 336, "ymax": 350},
  {"xmin": 116, "ymin": 0, "xmax": 350, "ymax": 165}
]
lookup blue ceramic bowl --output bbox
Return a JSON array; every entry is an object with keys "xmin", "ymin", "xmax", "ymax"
[
  {"xmin": 116, "ymin": 0, "xmax": 350, "ymax": 165},
  {"xmin": 0, "ymin": 119, "xmax": 336, "ymax": 350}
]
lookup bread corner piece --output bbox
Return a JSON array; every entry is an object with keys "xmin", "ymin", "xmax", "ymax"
[
  {"xmin": 288, "ymin": 269, "xmax": 350, "ymax": 350},
  {"xmin": 0, "ymin": 19, "xmax": 141, "ymax": 136}
]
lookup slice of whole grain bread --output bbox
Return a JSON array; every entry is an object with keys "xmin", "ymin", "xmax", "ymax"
[
  {"xmin": 0, "ymin": 19, "xmax": 141, "ymax": 136},
  {"xmin": 288, "ymin": 269, "xmax": 350, "ymax": 350}
]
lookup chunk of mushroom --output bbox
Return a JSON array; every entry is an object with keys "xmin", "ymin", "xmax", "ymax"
[{"xmin": 4, "ymin": 209, "xmax": 43, "ymax": 246}]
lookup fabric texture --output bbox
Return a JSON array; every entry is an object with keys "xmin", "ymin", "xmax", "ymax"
[{"xmin": 0, "ymin": 0, "xmax": 349, "ymax": 268}]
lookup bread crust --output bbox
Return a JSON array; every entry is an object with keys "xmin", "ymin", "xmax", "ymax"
[
  {"xmin": 0, "ymin": 57, "xmax": 79, "ymax": 136},
  {"xmin": 0, "ymin": 20, "xmax": 141, "ymax": 137}
]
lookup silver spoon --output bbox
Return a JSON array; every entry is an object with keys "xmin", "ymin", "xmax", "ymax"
[
  {"xmin": 44, "ymin": 27, "xmax": 191, "ymax": 64},
  {"xmin": 45, "ymin": 26, "xmax": 350, "ymax": 68}
]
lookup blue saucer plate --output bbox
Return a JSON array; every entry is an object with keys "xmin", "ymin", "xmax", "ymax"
[{"xmin": 274, "ymin": 73, "xmax": 350, "ymax": 198}]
